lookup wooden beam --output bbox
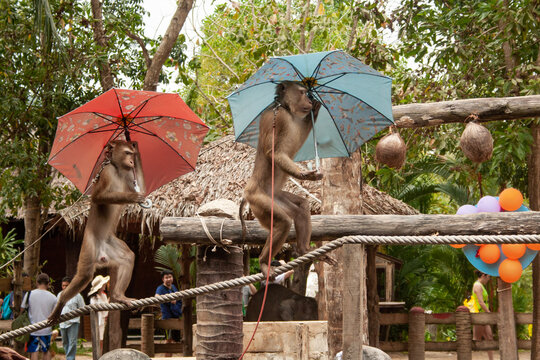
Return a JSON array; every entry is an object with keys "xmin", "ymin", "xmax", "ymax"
[
  {"xmin": 161, "ymin": 212, "xmax": 540, "ymax": 245},
  {"xmin": 342, "ymin": 243, "xmax": 364, "ymax": 359},
  {"xmin": 393, "ymin": 95, "xmax": 540, "ymax": 128}
]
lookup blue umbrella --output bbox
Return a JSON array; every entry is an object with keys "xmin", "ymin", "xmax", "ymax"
[{"xmin": 227, "ymin": 50, "xmax": 394, "ymax": 167}]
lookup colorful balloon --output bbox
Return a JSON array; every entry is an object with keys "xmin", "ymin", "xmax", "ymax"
[
  {"xmin": 479, "ymin": 244, "xmax": 500, "ymax": 264},
  {"xmin": 499, "ymin": 188, "xmax": 523, "ymax": 211},
  {"xmin": 499, "ymin": 259, "xmax": 523, "ymax": 283},
  {"xmin": 527, "ymin": 244, "xmax": 540, "ymax": 251},
  {"xmin": 456, "ymin": 204, "xmax": 478, "ymax": 215},
  {"xmin": 516, "ymin": 204, "xmax": 530, "ymax": 212},
  {"xmin": 477, "ymin": 196, "xmax": 501, "ymax": 213},
  {"xmin": 450, "ymin": 244, "xmax": 466, "ymax": 248},
  {"xmin": 502, "ymin": 244, "xmax": 526, "ymax": 260}
]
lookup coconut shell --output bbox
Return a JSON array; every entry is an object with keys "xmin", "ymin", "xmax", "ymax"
[
  {"xmin": 375, "ymin": 132, "xmax": 407, "ymax": 169},
  {"xmin": 459, "ymin": 122, "xmax": 493, "ymax": 163}
]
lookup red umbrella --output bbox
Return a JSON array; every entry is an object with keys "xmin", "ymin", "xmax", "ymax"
[{"xmin": 48, "ymin": 88, "xmax": 209, "ymax": 195}]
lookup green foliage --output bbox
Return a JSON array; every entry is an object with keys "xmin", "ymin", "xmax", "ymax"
[
  {"xmin": 0, "ymin": 228, "xmax": 23, "ymax": 276},
  {"xmin": 154, "ymin": 244, "xmax": 183, "ymax": 289},
  {"xmin": 387, "ymin": 244, "xmax": 476, "ymax": 312}
]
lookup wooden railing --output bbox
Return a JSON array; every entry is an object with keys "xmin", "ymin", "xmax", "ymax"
[
  {"xmin": 126, "ymin": 314, "xmax": 184, "ymax": 356},
  {"xmin": 379, "ymin": 306, "xmax": 532, "ymax": 357}
]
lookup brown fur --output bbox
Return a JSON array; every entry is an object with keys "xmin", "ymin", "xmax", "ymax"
[
  {"xmin": 242, "ymin": 81, "xmax": 322, "ymax": 278},
  {"xmin": 48, "ymin": 140, "xmax": 145, "ymax": 322}
]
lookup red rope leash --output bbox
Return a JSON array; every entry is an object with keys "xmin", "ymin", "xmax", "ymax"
[{"xmin": 238, "ymin": 113, "xmax": 276, "ymax": 360}]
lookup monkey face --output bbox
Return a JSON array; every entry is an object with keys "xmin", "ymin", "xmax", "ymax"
[
  {"xmin": 108, "ymin": 141, "xmax": 137, "ymax": 170},
  {"xmin": 277, "ymin": 82, "xmax": 313, "ymax": 117}
]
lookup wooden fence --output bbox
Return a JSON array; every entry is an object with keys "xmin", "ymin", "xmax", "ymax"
[{"xmin": 380, "ymin": 306, "xmax": 532, "ymax": 357}]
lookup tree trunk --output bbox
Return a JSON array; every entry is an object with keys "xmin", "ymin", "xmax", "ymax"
[
  {"xmin": 321, "ymin": 150, "xmax": 366, "ymax": 359},
  {"xmin": 497, "ymin": 278, "xmax": 518, "ymax": 359},
  {"xmin": 528, "ymin": 124, "xmax": 540, "ymax": 358},
  {"xmin": 195, "ymin": 246, "xmax": 243, "ymax": 360},
  {"xmin": 143, "ymin": 0, "xmax": 194, "ymax": 91},
  {"xmin": 23, "ymin": 195, "xmax": 43, "ymax": 277}
]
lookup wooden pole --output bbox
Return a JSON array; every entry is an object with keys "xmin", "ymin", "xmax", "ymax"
[
  {"xmin": 528, "ymin": 123, "xmax": 540, "ymax": 359},
  {"xmin": 497, "ymin": 278, "xmax": 518, "ymax": 360},
  {"xmin": 408, "ymin": 307, "xmax": 425, "ymax": 360},
  {"xmin": 366, "ymin": 245, "xmax": 379, "ymax": 347},
  {"xmin": 161, "ymin": 212, "xmax": 540, "ymax": 245},
  {"xmin": 181, "ymin": 244, "xmax": 194, "ymax": 357},
  {"xmin": 141, "ymin": 313, "xmax": 155, "ymax": 357},
  {"xmin": 342, "ymin": 243, "xmax": 364, "ymax": 360},
  {"xmin": 393, "ymin": 94, "xmax": 540, "ymax": 128},
  {"xmin": 455, "ymin": 306, "xmax": 472, "ymax": 360},
  {"xmin": 90, "ymin": 310, "xmax": 101, "ymax": 360}
]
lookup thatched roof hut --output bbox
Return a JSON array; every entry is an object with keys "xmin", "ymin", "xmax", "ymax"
[{"xmin": 55, "ymin": 135, "xmax": 417, "ymax": 235}]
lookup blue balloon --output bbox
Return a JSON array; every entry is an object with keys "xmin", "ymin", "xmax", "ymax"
[{"xmin": 515, "ymin": 204, "xmax": 530, "ymax": 212}]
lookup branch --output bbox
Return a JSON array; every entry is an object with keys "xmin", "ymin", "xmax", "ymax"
[
  {"xmin": 124, "ymin": 29, "xmax": 152, "ymax": 69},
  {"xmin": 143, "ymin": 0, "xmax": 194, "ymax": 91},
  {"xmin": 90, "ymin": 0, "xmax": 114, "ymax": 91}
]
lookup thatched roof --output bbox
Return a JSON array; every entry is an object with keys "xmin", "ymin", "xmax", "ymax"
[{"xmin": 56, "ymin": 135, "xmax": 417, "ymax": 235}]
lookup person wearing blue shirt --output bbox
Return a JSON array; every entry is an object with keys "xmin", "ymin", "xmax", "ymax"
[{"xmin": 155, "ymin": 270, "xmax": 182, "ymax": 356}]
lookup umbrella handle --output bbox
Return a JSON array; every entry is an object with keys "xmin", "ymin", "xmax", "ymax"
[
  {"xmin": 139, "ymin": 198, "xmax": 152, "ymax": 209},
  {"xmin": 310, "ymin": 110, "xmax": 320, "ymax": 171}
]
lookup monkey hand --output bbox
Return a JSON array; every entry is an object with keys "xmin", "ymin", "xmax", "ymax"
[
  {"xmin": 300, "ymin": 170, "xmax": 323, "ymax": 181},
  {"xmin": 311, "ymin": 99, "xmax": 322, "ymax": 119},
  {"xmin": 130, "ymin": 193, "xmax": 146, "ymax": 203},
  {"xmin": 319, "ymin": 254, "xmax": 337, "ymax": 266}
]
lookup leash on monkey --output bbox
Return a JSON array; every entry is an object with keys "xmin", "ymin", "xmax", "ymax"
[{"xmin": 238, "ymin": 102, "xmax": 281, "ymax": 360}]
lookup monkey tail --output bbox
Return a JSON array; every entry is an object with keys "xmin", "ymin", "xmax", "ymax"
[{"xmin": 239, "ymin": 198, "xmax": 247, "ymax": 241}]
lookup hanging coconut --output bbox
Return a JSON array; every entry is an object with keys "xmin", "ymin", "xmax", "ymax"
[
  {"xmin": 459, "ymin": 121, "xmax": 493, "ymax": 163},
  {"xmin": 375, "ymin": 128, "xmax": 407, "ymax": 169}
]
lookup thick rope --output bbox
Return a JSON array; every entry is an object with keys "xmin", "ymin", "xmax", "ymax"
[{"xmin": 2, "ymin": 233, "xmax": 540, "ymax": 342}]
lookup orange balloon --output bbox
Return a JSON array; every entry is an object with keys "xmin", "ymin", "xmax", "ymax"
[
  {"xmin": 499, "ymin": 259, "xmax": 523, "ymax": 283},
  {"xmin": 502, "ymin": 244, "xmax": 526, "ymax": 259},
  {"xmin": 450, "ymin": 244, "xmax": 466, "ymax": 248},
  {"xmin": 499, "ymin": 188, "xmax": 523, "ymax": 211},
  {"xmin": 479, "ymin": 244, "xmax": 500, "ymax": 264},
  {"xmin": 527, "ymin": 244, "xmax": 540, "ymax": 251}
]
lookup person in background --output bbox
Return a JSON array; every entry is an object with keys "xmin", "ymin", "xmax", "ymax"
[
  {"xmin": 57, "ymin": 276, "xmax": 85, "ymax": 360},
  {"xmin": 472, "ymin": 270, "xmax": 493, "ymax": 360},
  {"xmin": 155, "ymin": 270, "xmax": 182, "ymax": 357},
  {"xmin": 21, "ymin": 273, "xmax": 57, "ymax": 360},
  {"xmin": 88, "ymin": 275, "xmax": 110, "ymax": 354}
]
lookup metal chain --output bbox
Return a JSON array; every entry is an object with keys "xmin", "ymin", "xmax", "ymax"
[{"xmin": 2, "ymin": 233, "xmax": 539, "ymax": 342}]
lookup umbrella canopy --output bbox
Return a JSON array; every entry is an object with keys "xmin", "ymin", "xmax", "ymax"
[
  {"xmin": 48, "ymin": 88, "xmax": 209, "ymax": 194},
  {"xmin": 227, "ymin": 50, "xmax": 394, "ymax": 162}
]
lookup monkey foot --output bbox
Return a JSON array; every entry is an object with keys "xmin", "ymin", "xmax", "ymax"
[
  {"xmin": 260, "ymin": 263, "xmax": 276, "ymax": 280},
  {"xmin": 47, "ymin": 309, "xmax": 62, "ymax": 325},
  {"xmin": 112, "ymin": 296, "xmax": 135, "ymax": 307}
]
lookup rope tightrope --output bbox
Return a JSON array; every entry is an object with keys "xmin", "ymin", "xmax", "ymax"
[{"xmin": 2, "ymin": 233, "xmax": 539, "ymax": 342}]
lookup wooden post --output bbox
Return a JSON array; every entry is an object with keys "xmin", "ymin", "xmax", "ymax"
[
  {"xmin": 141, "ymin": 313, "xmax": 155, "ymax": 357},
  {"xmin": 90, "ymin": 310, "xmax": 101, "ymax": 360},
  {"xmin": 181, "ymin": 244, "xmax": 194, "ymax": 357},
  {"xmin": 528, "ymin": 123, "xmax": 540, "ymax": 359},
  {"xmin": 497, "ymin": 278, "xmax": 518, "ymax": 359},
  {"xmin": 366, "ymin": 245, "xmax": 379, "ymax": 347},
  {"xmin": 408, "ymin": 307, "xmax": 425, "ymax": 359},
  {"xmin": 342, "ymin": 243, "xmax": 364, "ymax": 359},
  {"xmin": 455, "ymin": 306, "xmax": 472, "ymax": 360},
  {"xmin": 195, "ymin": 246, "xmax": 244, "ymax": 359}
]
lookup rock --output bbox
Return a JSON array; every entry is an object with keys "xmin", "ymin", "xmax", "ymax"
[
  {"xmin": 335, "ymin": 346, "xmax": 391, "ymax": 360},
  {"xmin": 99, "ymin": 348, "xmax": 150, "ymax": 360},
  {"xmin": 197, "ymin": 199, "xmax": 239, "ymax": 219}
]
